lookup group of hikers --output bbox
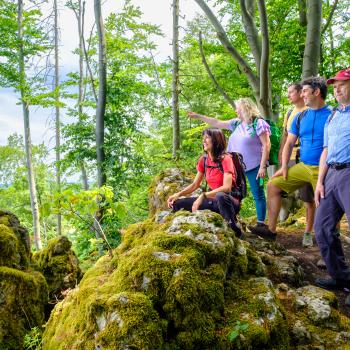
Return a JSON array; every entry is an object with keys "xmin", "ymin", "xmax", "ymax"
[{"xmin": 167, "ymin": 68, "xmax": 350, "ymax": 302}]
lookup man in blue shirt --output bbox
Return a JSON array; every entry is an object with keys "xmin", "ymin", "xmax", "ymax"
[
  {"xmin": 313, "ymin": 68, "xmax": 350, "ymax": 294},
  {"xmin": 251, "ymin": 77, "xmax": 332, "ymax": 241}
]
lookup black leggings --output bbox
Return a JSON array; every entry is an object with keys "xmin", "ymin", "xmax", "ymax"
[{"xmin": 173, "ymin": 192, "xmax": 242, "ymax": 237}]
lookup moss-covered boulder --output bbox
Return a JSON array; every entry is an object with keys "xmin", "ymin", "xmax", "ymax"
[
  {"xmin": 0, "ymin": 211, "xmax": 48, "ymax": 350},
  {"xmin": 33, "ymin": 236, "xmax": 82, "ymax": 300},
  {"xmin": 148, "ymin": 168, "xmax": 201, "ymax": 216},
  {"xmin": 0, "ymin": 210, "xmax": 31, "ymax": 269},
  {"xmin": 43, "ymin": 209, "xmax": 346, "ymax": 350}
]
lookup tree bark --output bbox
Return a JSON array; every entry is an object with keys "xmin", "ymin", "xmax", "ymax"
[
  {"xmin": 239, "ymin": 0, "xmax": 261, "ymax": 69},
  {"xmin": 172, "ymin": 0, "xmax": 180, "ymax": 157},
  {"xmin": 302, "ymin": 0, "xmax": 322, "ymax": 78},
  {"xmin": 94, "ymin": 0, "xmax": 107, "ymax": 188},
  {"xmin": 17, "ymin": 0, "xmax": 42, "ymax": 250},
  {"xmin": 54, "ymin": 0, "xmax": 62, "ymax": 235}
]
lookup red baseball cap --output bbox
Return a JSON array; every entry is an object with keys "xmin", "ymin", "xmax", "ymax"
[{"xmin": 327, "ymin": 68, "xmax": 350, "ymax": 84}]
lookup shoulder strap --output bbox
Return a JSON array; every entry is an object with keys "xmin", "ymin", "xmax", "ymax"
[
  {"xmin": 328, "ymin": 108, "xmax": 337, "ymax": 124},
  {"xmin": 286, "ymin": 109, "xmax": 293, "ymax": 121},
  {"xmin": 296, "ymin": 109, "xmax": 308, "ymax": 129}
]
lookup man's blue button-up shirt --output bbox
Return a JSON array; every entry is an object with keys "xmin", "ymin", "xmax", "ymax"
[{"xmin": 324, "ymin": 104, "xmax": 350, "ymax": 164}]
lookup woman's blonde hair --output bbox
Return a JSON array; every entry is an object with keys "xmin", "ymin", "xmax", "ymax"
[{"xmin": 234, "ymin": 97, "xmax": 261, "ymax": 124}]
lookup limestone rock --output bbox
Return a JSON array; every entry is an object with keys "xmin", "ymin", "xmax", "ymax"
[
  {"xmin": 42, "ymin": 210, "xmax": 350, "ymax": 350},
  {"xmin": 0, "ymin": 211, "xmax": 47, "ymax": 350},
  {"xmin": 148, "ymin": 167, "xmax": 201, "ymax": 216},
  {"xmin": 33, "ymin": 236, "xmax": 82, "ymax": 301}
]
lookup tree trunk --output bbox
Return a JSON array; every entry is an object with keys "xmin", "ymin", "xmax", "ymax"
[
  {"xmin": 172, "ymin": 0, "xmax": 180, "ymax": 157},
  {"xmin": 78, "ymin": 0, "xmax": 90, "ymax": 189},
  {"xmin": 54, "ymin": 0, "xmax": 62, "ymax": 235},
  {"xmin": 17, "ymin": 0, "xmax": 42, "ymax": 250},
  {"xmin": 94, "ymin": 0, "xmax": 107, "ymax": 188},
  {"xmin": 302, "ymin": 0, "xmax": 322, "ymax": 78}
]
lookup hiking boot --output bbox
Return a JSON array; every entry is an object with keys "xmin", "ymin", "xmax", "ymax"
[
  {"xmin": 315, "ymin": 278, "xmax": 350, "ymax": 291},
  {"xmin": 249, "ymin": 225, "xmax": 277, "ymax": 241},
  {"xmin": 302, "ymin": 232, "xmax": 313, "ymax": 248},
  {"xmin": 248, "ymin": 222, "xmax": 268, "ymax": 231}
]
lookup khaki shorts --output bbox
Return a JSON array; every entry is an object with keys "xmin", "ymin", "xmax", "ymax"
[{"xmin": 270, "ymin": 162, "xmax": 319, "ymax": 194}]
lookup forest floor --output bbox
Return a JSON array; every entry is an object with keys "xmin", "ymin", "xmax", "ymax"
[{"xmin": 273, "ymin": 217, "xmax": 350, "ymax": 318}]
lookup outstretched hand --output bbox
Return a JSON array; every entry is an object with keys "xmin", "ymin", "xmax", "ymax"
[{"xmin": 188, "ymin": 111, "xmax": 201, "ymax": 119}]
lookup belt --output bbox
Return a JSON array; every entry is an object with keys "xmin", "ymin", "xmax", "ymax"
[{"xmin": 328, "ymin": 162, "xmax": 350, "ymax": 170}]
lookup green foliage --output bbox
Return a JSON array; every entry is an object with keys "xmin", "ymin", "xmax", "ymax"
[
  {"xmin": 228, "ymin": 320, "xmax": 249, "ymax": 342},
  {"xmin": 24, "ymin": 327, "xmax": 42, "ymax": 350}
]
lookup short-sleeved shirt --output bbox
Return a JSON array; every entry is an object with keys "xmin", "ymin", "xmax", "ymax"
[
  {"xmin": 283, "ymin": 106, "xmax": 307, "ymax": 161},
  {"xmin": 289, "ymin": 105, "xmax": 332, "ymax": 166},
  {"xmin": 324, "ymin": 105, "xmax": 350, "ymax": 164},
  {"xmin": 227, "ymin": 118, "xmax": 271, "ymax": 171},
  {"xmin": 197, "ymin": 154, "xmax": 236, "ymax": 190}
]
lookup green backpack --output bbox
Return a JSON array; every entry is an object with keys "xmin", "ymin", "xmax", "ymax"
[{"xmin": 253, "ymin": 117, "xmax": 281, "ymax": 166}]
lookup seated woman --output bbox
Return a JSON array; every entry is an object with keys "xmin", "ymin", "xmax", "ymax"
[{"xmin": 167, "ymin": 128, "xmax": 243, "ymax": 238}]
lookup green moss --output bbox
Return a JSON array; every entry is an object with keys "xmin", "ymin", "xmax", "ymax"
[
  {"xmin": 0, "ymin": 224, "xmax": 20, "ymax": 268},
  {"xmin": 33, "ymin": 236, "xmax": 82, "ymax": 301},
  {"xmin": 42, "ymin": 208, "xmax": 350, "ymax": 349},
  {"xmin": 0, "ymin": 267, "xmax": 47, "ymax": 350}
]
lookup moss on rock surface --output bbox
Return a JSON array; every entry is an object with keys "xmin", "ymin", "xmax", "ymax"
[
  {"xmin": 33, "ymin": 236, "xmax": 83, "ymax": 301},
  {"xmin": 0, "ymin": 211, "xmax": 48, "ymax": 350},
  {"xmin": 0, "ymin": 210, "xmax": 31, "ymax": 269},
  {"xmin": 42, "ymin": 209, "xmax": 350, "ymax": 350}
]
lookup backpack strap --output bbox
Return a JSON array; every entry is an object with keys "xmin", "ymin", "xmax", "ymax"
[
  {"xmin": 328, "ymin": 108, "xmax": 337, "ymax": 124},
  {"xmin": 296, "ymin": 109, "xmax": 308, "ymax": 129},
  {"xmin": 285, "ymin": 109, "xmax": 293, "ymax": 132}
]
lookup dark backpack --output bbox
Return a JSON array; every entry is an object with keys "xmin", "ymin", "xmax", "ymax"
[
  {"xmin": 203, "ymin": 152, "xmax": 247, "ymax": 200},
  {"xmin": 253, "ymin": 117, "xmax": 281, "ymax": 166}
]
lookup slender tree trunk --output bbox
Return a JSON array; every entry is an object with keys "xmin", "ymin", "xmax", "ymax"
[
  {"xmin": 302, "ymin": 0, "xmax": 322, "ymax": 78},
  {"xmin": 17, "ymin": 0, "xmax": 42, "ymax": 250},
  {"xmin": 94, "ymin": 0, "xmax": 107, "ymax": 188},
  {"xmin": 54, "ymin": 0, "xmax": 62, "ymax": 235},
  {"xmin": 172, "ymin": 0, "xmax": 180, "ymax": 157},
  {"xmin": 78, "ymin": 0, "xmax": 89, "ymax": 189}
]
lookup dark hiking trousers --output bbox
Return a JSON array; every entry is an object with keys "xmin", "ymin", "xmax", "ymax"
[
  {"xmin": 172, "ymin": 192, "xmax": 242, "ymax": 237},
  {"xmin": 314, "ymin": 167, "xmax": 350, "ymax": 282}
]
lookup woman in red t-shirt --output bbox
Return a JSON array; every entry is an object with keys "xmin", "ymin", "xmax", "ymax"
[{"xmin": 167, "ymin": 128, "xmax": 243, "ymax": 238}]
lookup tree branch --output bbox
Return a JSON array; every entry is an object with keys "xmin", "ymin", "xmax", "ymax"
[
  {"xmin": 322, "ymin": 0, "xmax": 339, "ymax": 35},
  {"xmin": 257, "ymin": 0, "xmax": 270, "ymax": 117},
  {"xmin": 298, "ymin": 0, "xmax": 307, "ymax": 26},
  {"xmin": 194, "ymin": 0, "xmax": 259, "ymax": 94},
  {"xmin": 239, "ymin": 0, "xmax": 261, "ymax": 69},
  {"xmin": 198, "ymin": 32, "xmax": 236, "ymax": 110}
]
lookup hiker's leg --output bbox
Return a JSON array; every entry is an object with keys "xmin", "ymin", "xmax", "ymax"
[
  {"xmin": 314, "ymin": 169, "xmax": 349, "ymax": 281},
  {"xmin": 215, "ymin": 192, "xmax": 242, "ymax": 236},
  {"xmin": 173, "ymin": 197, "xmax": 197, "ymax": 212},
  {"xmin": 269, "ymin": 163, "xmax": 313, "ymax": 232},
  {"xmin": 246, "ymin": 166, "xmax": 266, "ymax": 222},
  {"xmin": 305, "ymin": 201, "xmax": 315, "ymax": 233},
  {"xmin": 299, "ymin": 183, "xmax": 315, "ymax": 232},
  {"xmin": 266, "ymin": 181, "xmax": 282, "ymax": 232}
]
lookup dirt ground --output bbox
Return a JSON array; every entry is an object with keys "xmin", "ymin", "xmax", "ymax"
[{"xmin": 274, "ymin": 217, "xmax": 350, "ymax": 318}]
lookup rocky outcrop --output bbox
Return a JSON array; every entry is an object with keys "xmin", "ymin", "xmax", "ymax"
[
  {"xmin": 33, "ymin": 235, "xmax": 82, "ymax": 301},
  {"xmin": 0, "ymin": 211, "xmax": 48, "ymax": 350},
  {"xmin": 42, "ymin": 209, "xmax": 350, "ymax": 349}
]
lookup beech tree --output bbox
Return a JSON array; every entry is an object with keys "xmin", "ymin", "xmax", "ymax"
[
  {"xmin": 172, "ymin": 0, "xmax": 180, "ymax": 156},
  {"xmin": 193, "ymin": 0, "xmax": 339, "ymax": 119}
]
